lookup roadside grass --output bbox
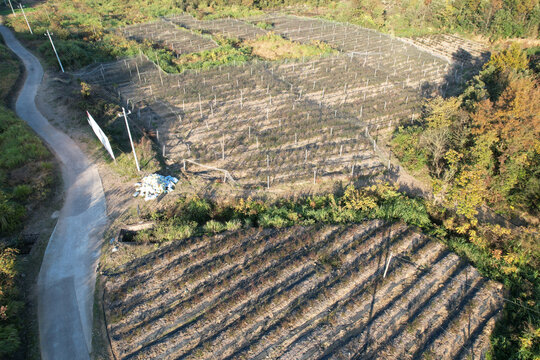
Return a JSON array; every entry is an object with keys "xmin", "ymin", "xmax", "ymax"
[
  {"xmin": 0, "ymin": 106, "xmax": 57, "ymax": 359},
  {"xmin": 0, "ymin": 42, "xmax": 57, "ymax": 359},
  {"xmin": 0, "ymin": 43, "xmax": 21, "ymax": 104}
]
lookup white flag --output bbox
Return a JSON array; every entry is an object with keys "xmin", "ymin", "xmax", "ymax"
[{"xmin": 86, "ymin": 111, "xmax": 115, "ymax": 161}]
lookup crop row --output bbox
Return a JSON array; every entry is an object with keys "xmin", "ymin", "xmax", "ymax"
[
  {"xmin": 165, "ymin": 14, "xmax": 268, "ymax": 40},
  {"xmin": 79, "ymin": 20, "xmax": 457, "ymax": 186},
  {"xmin": 119, "ymin": 20, "xmax": 218, "ymax": 54},
  {"xmin": 103, "ymin": 222, "xmax": 504, "ymax": 359}
]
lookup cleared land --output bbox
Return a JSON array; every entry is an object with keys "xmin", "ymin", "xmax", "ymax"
[
  {"xmin": 119, "ymin": 20, "xmax": 218, "ymax": 55},
  {"xmin": 78, "ymin": 15, "xmax": 490, "ymax": 188},
  {"xmin": 103, "ymin": 221, "xmax": 504, "ymax": 360}
]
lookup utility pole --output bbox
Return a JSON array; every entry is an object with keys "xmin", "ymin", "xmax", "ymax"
[
  {"xmin": 118, "ymin": 107, "xmax": 140, "ymax": 172},
  {"xmin": 45, "ymin": 30, "xmax": 64, "ymax": 72},
  {"xmin": 7, "ymin": 0, "xmax": 15, "ymax": 16},
  {"xmin": 20, "ymin": 4, "xmax": 33, "ymax": 34}
]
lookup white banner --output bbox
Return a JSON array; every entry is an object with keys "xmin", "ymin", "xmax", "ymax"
[{"xmin": 86, "ymin": 111, "xmax": 115, "ymax": 161}]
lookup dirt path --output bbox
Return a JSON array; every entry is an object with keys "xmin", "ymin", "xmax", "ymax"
[{"xmin": 0, "ymin": 26, "xmax": 107, "ymax": 360}]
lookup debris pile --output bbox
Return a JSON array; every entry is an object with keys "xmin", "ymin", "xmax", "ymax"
[{"xmin": 133, "ymin": 174, "xmax": 178, "ymax": 201}]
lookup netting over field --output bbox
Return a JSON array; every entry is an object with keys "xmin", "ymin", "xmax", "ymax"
[
  {"xmin": 80, "ymin": 16, "xmax": 483, "ymax": 187},
  {"xmin": 119, "ymin": 20, "xmax": 218, "ymax": 55},
  {"xmin": 165, "ymin": 14, "xmax": 268, "ymax": 40}
]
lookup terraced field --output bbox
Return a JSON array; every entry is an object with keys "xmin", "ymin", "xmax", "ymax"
[
  {"xmin": 103, "ymin": 221, "xmax": 504, "ymax": 359},
  {"xmin": 119, "ymin": 20, "xmax": 218, "ymax": 55},
  {"xmin": 79, "ymin": 14, "xmax": 489, "ymax": 188}
]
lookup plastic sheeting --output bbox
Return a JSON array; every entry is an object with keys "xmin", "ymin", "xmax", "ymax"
[{"xmin": 133, "ymin": 174, "xmax": 179, "ymax": 201}]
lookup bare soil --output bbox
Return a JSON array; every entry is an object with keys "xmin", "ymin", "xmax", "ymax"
[{"xmin": 102, "ymin": 221, "xmax": 504, "ymax": 360}]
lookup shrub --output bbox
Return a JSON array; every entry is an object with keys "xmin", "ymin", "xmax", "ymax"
[
  {"xmin": 258, "ymin": 213, "xmax": 289, "ymax": 228},
  {"xmin": 185, "ymin": 197, "xmax": 212, "ymax": 224},
  {"xmin": 12, "ymin": 185, "xmax": 32, "ymax": 201},
  {"xmin": 203, "ymin": 220, "xmax": 225, "ymax": 234},
  {"xmin": 391, "ymin": 126, "xmax": 427, "ymax": 172},
  {"xmin": 0, "ymin": 192, "xmax": 26, "ymax": 235},
  {"xmin": 225, "ymin": 219, "xmax": 242, "ymax": 231},
  {"xmin": 0, "ymin": 325, "xmax": 20, "ymax": 357}
]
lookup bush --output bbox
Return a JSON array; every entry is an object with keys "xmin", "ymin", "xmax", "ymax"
[
  {"xmin": 203, "ymin": 220, "xmax": 225, "ymax": 234},
  {"xmin": 12, "ymin": 185, "xmax": 32, "ymax": 201},
  {"xmin": 258, "ymin": 214, "xmax": 289, "ymax": 228},
  {"xmin": 185, "ymin": 197, "xmax": 212, "ymax": 224},
  {"xmin": 0, "ymin": 192, "xmax": 26, "ymax": 235},
  {"xmin": 0, "ymin": 325, "xmax": 20, "ymax": 357},
  {"xmin": 391, "ymin": 126, "xmax": 427, "ymax": 172},
  {"xmin": 225, "ymin": 219, "xmax": 242, "ymax": 231}
]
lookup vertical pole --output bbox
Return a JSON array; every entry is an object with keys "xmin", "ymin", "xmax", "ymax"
[
  {"xmin": 221, "ymin": 135, "xmax": 225, "ymax": 160},
  {"xmin": 383, "ymin": 253, "xmax": 393, "ymax": 278},
  {"xmin": 46, "ymin": 30, "xmax": 64, "ymax": 73},
  {"xmin": 7, "ymin": 0, "xmax": 15, "ymax": 16},
  {"xmin": 20, "ymin": 4, "xmax": 32, "ymax": 34},
  {"xmin": 122, "ymin": 107, "xmax": 140, "ymax": 172},
  {"xmin": 135, "ymin": 62, "xmax": 141, "ymax": 82}
]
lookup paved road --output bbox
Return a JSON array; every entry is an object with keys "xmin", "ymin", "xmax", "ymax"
[{"xmin": 0, "ymin": 26, "xmax": 107, "ymax": 360}]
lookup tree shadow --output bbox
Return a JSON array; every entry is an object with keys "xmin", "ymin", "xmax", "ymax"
[{"xmin": 440, "ymin": 47, "xmax": 491, "ymax": 98}]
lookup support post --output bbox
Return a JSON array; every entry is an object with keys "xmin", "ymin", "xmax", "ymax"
[
  {"xmin": 46, "ymin": 30, "xmax": 64, "ymax": 73},
  {"xmin": 7, "ymin": 0, "xmax": 15, "ymax": 16},
  {"xmin": 20, "ymin": 4, "xmax": 33, "ymax": 34},
  {"xmin": 120, "ymin": 107, "xmax": 140, "ymax": 172},
  {"xmin": 383, "ymin": 252, "xmax": 393, "ymax": 278}
]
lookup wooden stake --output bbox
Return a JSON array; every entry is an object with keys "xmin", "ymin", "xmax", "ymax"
[{"xmin": 221, "ymin": 136, "xmax": 225, "ymax": 160}]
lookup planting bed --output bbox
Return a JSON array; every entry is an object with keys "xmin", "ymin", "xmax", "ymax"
[
  {"xmin": 408, "ymin": 34, "xmax": 490, "ymax": 64},
  {"xmin": 80, "ymin": 15, "xmax": 470, "ymax": 187},
  {"xmin": 103, "ymin": 221, "xmax": 504, "ymax": 359},
  {"xmin": 166, "ymin": 14, "xmax": 268, "ymax": 40},
  {"xmin": 119, "ymin": 20, "xmax": 218, "ymax": 55}
]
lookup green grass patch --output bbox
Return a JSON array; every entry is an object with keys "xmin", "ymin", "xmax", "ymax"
[
  {"xmin": 170, "ymin": 37, "xmax": 252, "ymax": 73},
  {"xmin": 0, "ymin": 105, "xmax": 55, "ymax": 358},
  {"xmin": 0, "ymin": 43, "xmax": 21, "ymax": 105},
  {"xmin": 391, "ymin": 125, "xmax": 428, "ymax": 172},
  {"xmin": 245, "ymin": 33, "xmax": 337, "ymax": 61}
]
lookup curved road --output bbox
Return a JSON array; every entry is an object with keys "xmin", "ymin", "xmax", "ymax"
[{"xmin": 0, "ymin": 26, "xmax": 107, "ymax": 360}]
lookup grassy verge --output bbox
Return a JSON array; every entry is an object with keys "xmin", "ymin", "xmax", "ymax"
[
  {"xmin": 0, "ymin": 37, "xmax": 59, "ymax": 360},
  {"xmin": 0, "ymin": 42, "xmax": 21, "ymax": 104}
]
